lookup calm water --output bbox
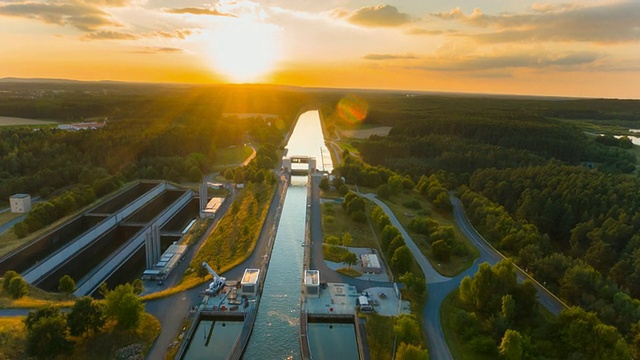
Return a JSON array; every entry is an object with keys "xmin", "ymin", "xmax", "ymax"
[
  {"xmin": 182, "ymin": 111, "xmax": 339, "ymax": 359},
  {"xmin": 286, "ymin": 110, "xmax": 333, "ymax": 173},
  {"xmin": 244, "ymin": 110, "xmax": 330, "ymax": 359},
  {"xmin": 182, "ymin": 320, "xmax": 243, "ymax": 360},
  {"xmin": 308, "ymin": 323, "xmax": 359, "ymax": 360},
  {"xmin": 243, "ymin": 184, "xmax": 307, "ymax": 359}
]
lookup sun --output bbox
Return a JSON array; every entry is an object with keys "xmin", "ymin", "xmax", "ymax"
[{"xmin": 206, "ymin": 20, "xmax": 280, "ymax": 83}]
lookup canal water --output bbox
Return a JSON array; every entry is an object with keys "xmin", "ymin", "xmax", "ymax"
[
  {"xmin": 182, "ymin": 319, "xmax": 243, "ymax": 360},
  {"xmin": 183, "ymin": 111, "xmax": 338, "ymax": 359},
  {"xmin": 244, "ymin": 110, "xmax": 334, "ymax": 359},
  {"xmin": 307, "ymin": 323, "xmax": 359, "ymax": 360}
]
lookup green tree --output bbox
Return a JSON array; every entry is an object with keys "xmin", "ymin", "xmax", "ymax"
[
  {"xmin": 501, "ymin": 294, "xmax": 516, "ymax": 326},
  {"xmin": 338, "ymin": 184, "xmax": 349, "ymax": 196},
  {"xmin": 381, "ymin": 225, "xmax": 401, "ymax": 252},
  {"xmin": 188, "ymin": 166, "xmax": 203, "ymax": 182},
  {"xmin": 431, "ymin": 240, "xmax": 451, "ymax": 262},
  {"xmin": 342, "ymin": 232, "xmax": 353, "ymax": 247},
  {"xmin": 8, "ymin": 276, "xmax": 27, "ymax": 299},
  {"xmin": 394, "ymin": 314, "xmax": 421, "ymax": 345},
  {"xmin": 67, "ymin": 296, "xmax": 105, "ymax": 337},
  {"xmin": 58, "ymin": 275, "xmax": 76, "ymax": 294},
  {"xmin": 388, "ymin": 174, "xmax": 404, "ymax": 196},
  {"xmin": 2, "ymin": 270, "xmax": 19, "ymax": 291},
  {"xmin": 392, "ymin": 246, "xmax": 413, "ymax": 274},
  {"xmin": 388, "ymin": 235, "xmax": 406, "ymax": 256},
  {"xmin": 25, "ymin": 314, "xmax": 73, "ymax": 359},
  {"xmin": 499, "ymin": 329, "xmax": 523, "ymax": 360},
  {"xmin": 400, "ymin": 272, "xmax": 426, "ymax": 297},
  {"xmin": 104, "ymin": 283, "xmax": 144, "ymax": 330},
  {"xmin": 319, "ymin": 177, "xmax": 330, "ymax": 191},
  {"xmin": 12, "ymin": 221, "xmax": 28, "ymax": 238},
  {"xmin": 25, "ymin": 306, "xmax": 62, "ymax": 331},
  {"xmin": 377, "ymin": 184, "xmax": 391, "ymax": 199},
  {"xmin": 396, "ymin": 342, "xmax": 429, "ymax": 360},
  {"xmin": 343, "ymin": 252, "xmax": 358, "ymax": 268},
  {"xmin": 223, "ymin": 168, "xmax": 234, "ymax": 180}
]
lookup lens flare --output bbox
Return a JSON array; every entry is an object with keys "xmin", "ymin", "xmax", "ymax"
[{"xmin": 337, "ymin": 95, "xmax": 368, "ymax": 125}]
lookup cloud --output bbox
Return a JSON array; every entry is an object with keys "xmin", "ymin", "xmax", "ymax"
[
  {"xmin": 414, "ymin": 51, "xmax": 601, "ymax": 72},
  {"xmin": 131, "ymin": 46, "xmax": 184, "ymax": 54},
  {"xmin": 82, "ymin": 30, "xmax": 137, "ymax": 40},
  {"xmin": 82, "ymin": 29, "xmax": 195, "ymax": 41},
  {"xmin": 364, "ymin": 54, "xmax": 418, "ymax": 60},
  {"xmin": 164, "ymin": 7, "xmax": 236, "ymax": 17},
  {"xmin": 433, "ymin": 1, "xmax": 640, "ymax": 44},
  {"xmin": 406, "ymin": 28, "xmax": 457, "ymax": 36},
  {"xmin": 0, "ymin": 1, "xmax": 119, "ymax": 31},
  {"xmin": 346, "ymin": 4, "xmax": 411, "ymax": 27},
  {"xmin": 148, "ymin": 29, "xmax": 194, "ymax": 40}
]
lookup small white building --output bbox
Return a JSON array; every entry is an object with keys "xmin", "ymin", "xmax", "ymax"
[
  {"xmin": 240, "ymin": 268, "xmax": 260, "ymax": 296},
  {"xmin": 9, "ymin": 194, "xmax": 31, "ymax": 213},
  {"xmin": 360, "ymin": 253, "xmax": 382, "ymax": 274},
  {"xmin": 304, "ymin": 270, "xmax": 320, "ymax": 298}
]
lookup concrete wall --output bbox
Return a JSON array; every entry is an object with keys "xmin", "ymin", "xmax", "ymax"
[
  {"xmin": 22, "ymin": 183, "xmax": 167, "ymax": 284},
  {"xmin": 74, "ymin": 190, "xmax": 193, "ymax": 296}
]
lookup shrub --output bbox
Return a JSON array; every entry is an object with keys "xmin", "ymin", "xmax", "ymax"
[
  {"xmin": 403, "ymin": 199, "xmax": 422, "ymax": 210},
  {"xmin": 9, "ymin": 276, "xmax": 28, "ymax": 299}
]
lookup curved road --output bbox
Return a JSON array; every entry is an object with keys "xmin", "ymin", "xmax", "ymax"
[{"xmin": 355, "ymin": 192, "xmax": 566, "ymax": 360}]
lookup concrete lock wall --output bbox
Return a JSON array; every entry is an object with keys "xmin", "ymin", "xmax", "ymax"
[
  {"xmin": 74, "ymin": 190, "xmax": 193, "ymax": 296},
  {"xmin": 22, "ymin": 183, "xmax": 167, "ymax": 284}
]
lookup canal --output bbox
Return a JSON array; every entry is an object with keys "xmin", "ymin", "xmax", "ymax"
[{"xmin": 243, "ymin": 110, "xmax": 333, "ymax": 359}]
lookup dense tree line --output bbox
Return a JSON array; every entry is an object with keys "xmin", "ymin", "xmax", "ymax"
[
  {"xmin": 451, "ymin": 261, "xmax": 631, "ymax": 359},
  {"xmin": 18, "ymin": 283, "xmax": 143, "ymax": 359},
  {"xmin": 1, "ymin": 84, "xmax": 307, "ymax": 237},
  {"xmin": 324, "ymin": 93, "xmax": 640, "ymax": 355}
]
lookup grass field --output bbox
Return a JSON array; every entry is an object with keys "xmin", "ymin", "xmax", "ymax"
[
  {"xmin": 360, "ymin": 187, "xmax": 479, "ymax": 277},
  {"xmin": 0, "ymin": 211, "xmax": 22, "ymax": 227},
  {"xmin": 215, "ymin": 144, "xmax": 254, "ymax": 167},
  {"xmin": 320, "ymin": 200, "xmax": 378, "ymax": 248}
]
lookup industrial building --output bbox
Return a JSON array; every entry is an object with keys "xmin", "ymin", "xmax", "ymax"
[
  {"xmin": 360, "ymin": 253, "xmax": 382, "ymax": 274},
  {"xmin": 304, "ymin": 270, "xmax": 320, "ymax": 298},
  {"xmin": 9, "ymin": 193, "xmax": 31, "ymax": 213},
  {"xmin": 240, "ymin": 268, "xmax": 260, "ymax": 296}
]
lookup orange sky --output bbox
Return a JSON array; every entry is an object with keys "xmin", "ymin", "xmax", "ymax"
[{"xmin": 1, "ymin": 1, "xmax": 639, "ymax": 99}]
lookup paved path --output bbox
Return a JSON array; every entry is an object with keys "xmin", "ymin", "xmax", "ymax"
[
  {"xmin": 359, "ymin": 193, "xmax": 449, "ymax": 284},
  {"xmin": 355, "ymin": 192, "xmax": 567, "ymax": 360}
]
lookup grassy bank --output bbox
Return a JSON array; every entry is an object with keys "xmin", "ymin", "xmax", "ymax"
[
  {"xmin": 185, "ymin": 182, "xmax": 276, "ymax": 282},
  {"xmin": 363, "ymin": 187, "xmax": 479, "ymax": 277}
]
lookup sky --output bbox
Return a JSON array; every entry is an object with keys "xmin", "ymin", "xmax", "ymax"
[{"xmin": 1, "ymin": 0, "xmax": 639, "ymax": 98}]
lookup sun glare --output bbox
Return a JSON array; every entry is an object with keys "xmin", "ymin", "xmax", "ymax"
[{"xmin": 206, "ymin": 20, "xmax": 280, "ymax": 83}]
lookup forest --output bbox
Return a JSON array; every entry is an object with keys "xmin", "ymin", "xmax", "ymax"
[
  {"xmin": 324, "ymin": 93, "xmax": 640, "ymax": 358},
  {"xmin": 0, "ymin": 81, "xmax": 310, "ymax": 236}
]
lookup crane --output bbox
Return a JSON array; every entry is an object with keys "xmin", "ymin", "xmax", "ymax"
[{"xmin": 202, "ymin": 261, "xmax": 226, "ymax": 295}]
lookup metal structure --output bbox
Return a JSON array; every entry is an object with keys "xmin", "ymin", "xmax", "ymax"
[{"xmin": 202, "ymin": 261, "xmax": 226, "ymax": 295}]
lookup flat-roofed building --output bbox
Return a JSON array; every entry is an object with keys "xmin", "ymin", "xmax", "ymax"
[
  {"xmin": 10, "ymin": 194, "xmax": 31, "ymax": 213},
  {"xmin": 360, "ymin": 253, "xmax": 382, "ymax": 274},
  {"xmin": 240, "ymin": 268, "xmax": 260, "ymax": 296},
  {"xmin": 304, "ymin": 270, "xmax": 320, "ymax": 298}
]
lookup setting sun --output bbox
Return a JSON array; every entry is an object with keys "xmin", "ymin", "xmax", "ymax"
[{"xmin": 205, "ymin": 19, "xmax": 280, "ymax": 83}]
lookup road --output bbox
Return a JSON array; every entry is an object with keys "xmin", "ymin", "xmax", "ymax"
[{"xmin": 353, "ymin": 192, "xmax": 567, "ymax": 360}]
